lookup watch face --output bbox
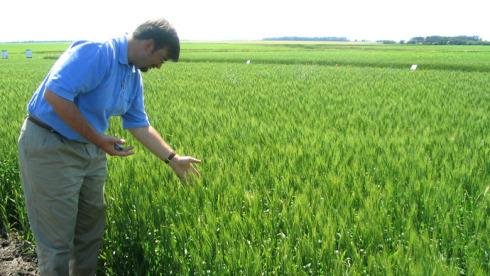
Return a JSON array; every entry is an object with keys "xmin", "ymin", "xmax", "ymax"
[{"xmin": 166, "ymin": 152, "xmax": 176, "ymax": 163}]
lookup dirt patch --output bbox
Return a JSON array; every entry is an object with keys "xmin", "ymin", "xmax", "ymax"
[{"xmin": 0, "ymin": 234, "xmax": 38, "ymax": 276}]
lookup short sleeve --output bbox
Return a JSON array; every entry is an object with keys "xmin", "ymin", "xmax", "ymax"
[{"xmin": 46, "ymin": 42, "xmax": 109, "ymax": 101}]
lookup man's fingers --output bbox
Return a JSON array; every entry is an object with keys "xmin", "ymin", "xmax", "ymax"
[
  {"xmin": 179, "ymin": 172, "xmax": 188, "ymax": 183},
  {"xmin": 189, "ymin": 157, "xmax": 202, "ymax": 163},
  {"xmin": 113, "ymin": 149, "xmax": 134, "ymax": 157},
  {"xmin": 171, "ymin": 156, "xmax": 202, "ymax": 183},
  {"xmin": 178, "ymin": 166, "xmax": 201, "ymax": 184},
  {"xmin": 190, "ymin": 165, "xmax": 201, "ymax": 177}
]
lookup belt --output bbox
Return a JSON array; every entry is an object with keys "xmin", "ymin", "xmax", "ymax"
[
  {"xmin": 27, "ymin": 115, "xmax": 65, "ymax": 138},
  {"xmin": 27, "ymin": 115, "xmax": 89, "ymax": 144}
]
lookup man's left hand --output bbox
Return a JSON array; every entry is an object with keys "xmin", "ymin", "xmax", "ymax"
[{"xmin": 169, "ymin": 155, "xmax": 202, "ymax": 183}]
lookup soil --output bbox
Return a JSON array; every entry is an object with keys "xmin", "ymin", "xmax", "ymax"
[{"xmin": 0, "ymin": 233, "xmax": 38, "ymax": 276}]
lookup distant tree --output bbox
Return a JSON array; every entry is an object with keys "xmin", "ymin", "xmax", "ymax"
[
  {"xmin": 407, "ymin": 35, "xmax": 488, "ymax": 45},
  {"xmin": 407, "ymin": 37, "xmax": 425, "ymax": 44},
  {"xmin": 263, "ymin": 36, "xmax": 349, "ymax": 42},
  {"xmin": 377, "ymin": 40, "xmax": 397, "ymax": 44}
]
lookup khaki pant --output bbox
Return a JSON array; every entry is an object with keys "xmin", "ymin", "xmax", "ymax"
[{"xmin": 18, "ymin": 118, "xmax": 107, "ymax": 276}]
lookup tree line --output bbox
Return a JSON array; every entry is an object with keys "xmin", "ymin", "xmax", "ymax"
[
  {"xmin": 387, "ymin": 36, "xmax": 489, "ymax": 45},
  {"xmin": 406, "ymin": 35, "xmax": 490, "ymax": 45},
  {"xmin": 263, "ymin": 35, "xmax": 489, "ymax": 45},
  {"xmin": 263, "ymin": 36, "xmax": 348, "ymax": 42}
]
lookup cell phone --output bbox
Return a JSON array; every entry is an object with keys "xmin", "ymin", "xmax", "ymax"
[{"xmin": 114, "ymin": 143, "xmax": 132, "ymax": 151}]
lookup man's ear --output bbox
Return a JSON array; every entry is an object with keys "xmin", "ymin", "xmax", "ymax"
[{"xmin": 143, "ymin": 39, "xmax": 155, "ymax": 53}]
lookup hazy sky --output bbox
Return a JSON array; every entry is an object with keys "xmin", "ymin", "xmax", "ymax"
[{"xmin": 1, "ymin": 0, "xmax": 488, "ymax": 42}]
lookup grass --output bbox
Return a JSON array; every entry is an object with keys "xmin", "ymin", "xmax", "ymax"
[{"xmin": 1, "ymin": 42, "xmax": 489, "ymax": 274}]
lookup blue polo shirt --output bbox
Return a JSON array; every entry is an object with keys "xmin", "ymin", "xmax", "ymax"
[{"xmin": 28, "ymin": 36, "xmax": 150, "ymax": 142}]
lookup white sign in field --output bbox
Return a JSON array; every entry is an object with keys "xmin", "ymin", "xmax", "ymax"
[
  {"xmin": 25, "ymin": 49, "xmax": 32, "ymax": 58},
  {"xmin": 1, "ymin": 50, "xmax": 7, "ymax": 59}
]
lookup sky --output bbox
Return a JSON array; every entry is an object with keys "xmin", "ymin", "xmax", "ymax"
[{"xmin": 1, "ymin": 0, "xmax": 489, "ymax": 42}]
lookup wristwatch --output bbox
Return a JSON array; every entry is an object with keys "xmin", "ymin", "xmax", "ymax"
[{"xmin": 165, "ymin": 152, "xmax": 176, "ymax": 164}]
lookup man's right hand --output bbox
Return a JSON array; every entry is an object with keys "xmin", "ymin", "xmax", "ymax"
[
  {"xmin": 44, "ymin": 89, "xmax": 134, "ymax": 157},
  {"xmin": 96, "ymin": 135, "xmax": 134, "ymax": 156}
]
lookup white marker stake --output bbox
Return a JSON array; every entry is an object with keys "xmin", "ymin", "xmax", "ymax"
[
  {"xmin": 246, "ymin": 60, "xmax": 251, "ymax": 64},
  {"xmin": 410, "ymin": 64, "xmax": 417, "ymax": 71}
]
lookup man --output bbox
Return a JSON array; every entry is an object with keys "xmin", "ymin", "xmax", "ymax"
[{"xmin": 17, "ymin": 18, "xmax": 201, "ymax": 275}]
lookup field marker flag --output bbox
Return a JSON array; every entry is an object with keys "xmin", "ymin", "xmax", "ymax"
[{"xmin": 410, "ymin": 64, "xmax": 418, "ymax": 71}]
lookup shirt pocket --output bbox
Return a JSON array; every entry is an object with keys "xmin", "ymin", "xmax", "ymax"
[{"xmin": 111, "ymin": 79, "xmax": 131, "ymax": 116}]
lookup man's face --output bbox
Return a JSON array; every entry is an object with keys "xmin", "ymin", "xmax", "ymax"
[{"xmin": 137, "ymin": 41, "xmax": 170, "ymax": 72}]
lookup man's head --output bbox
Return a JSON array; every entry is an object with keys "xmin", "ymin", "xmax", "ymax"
[{"xmin": 129, "ymin": 18, "xmax": 180, "ymax": 72}]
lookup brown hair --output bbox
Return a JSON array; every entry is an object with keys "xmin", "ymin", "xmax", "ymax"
[{"xmin": 133, "ymin": 18, "xmax": 180, "ymax": 61}]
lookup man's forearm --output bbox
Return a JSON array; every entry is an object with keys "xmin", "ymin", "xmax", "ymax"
[
  {"xmin": 128, "ymin": 126, "xmax": 175, "ymax": 161},
  {"xmin": 44, "ymin": 89, "xmax": 102, "ymax": 145}
]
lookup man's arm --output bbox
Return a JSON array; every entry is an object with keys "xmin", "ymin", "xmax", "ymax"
[
  {"xmin": 44, "ymin": 89, "xmax": 133, "ymax": 156},
  {"xmin": 128, "ymin": 126, "xmax": 201, "ymax": 181}
]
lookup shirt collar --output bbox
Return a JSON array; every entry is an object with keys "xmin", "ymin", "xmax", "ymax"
[
  {"xmin": 116, "ymin": 36, "xmax": 129, "ymax": 66},
  {"xmin": 116, "ymin": 36, "xmax": 138, "ymax": 73}
]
